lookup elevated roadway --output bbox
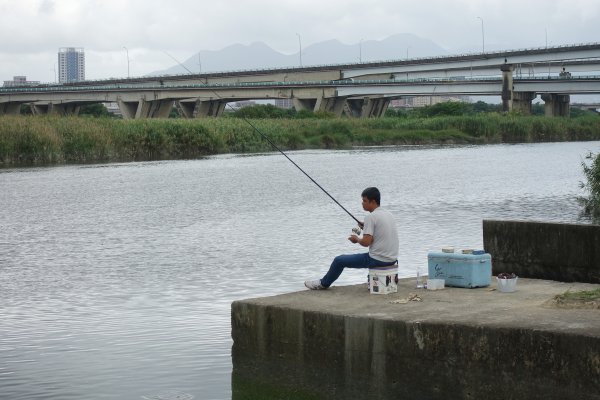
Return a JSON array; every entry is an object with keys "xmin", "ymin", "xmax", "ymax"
[
  {"xmin": 2, "ymin": 76, "xmax": 599, "ymax": 118},
  {"xmin": 2, "ymin": 43, "xmax": 600, "ymax": 118},
  {"xmin": 42, "ymin": 42, "xmax": 600, "ymax": 85}
]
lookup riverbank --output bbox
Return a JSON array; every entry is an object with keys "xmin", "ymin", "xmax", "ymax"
[
  {"xmin": 1, "ymin": 114, "xmax": 599, "ymax": 166},
  {"xmin": 232, "ymin": 278, "xmax": 600, "ymax": 400}
]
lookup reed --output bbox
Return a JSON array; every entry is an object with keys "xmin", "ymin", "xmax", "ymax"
[{"xmin": 1, "ymin": 114, "xmax": 599, "ymax": 166}]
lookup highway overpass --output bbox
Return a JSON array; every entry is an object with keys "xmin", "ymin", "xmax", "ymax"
[{"xmin": 2, "ymin": 43, "xmax": 600, "ymax": 118}]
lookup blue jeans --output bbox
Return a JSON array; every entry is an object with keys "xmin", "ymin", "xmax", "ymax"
[{"xmin": 321, "ymin": 253, "xmax": 397, "ymax": 288}]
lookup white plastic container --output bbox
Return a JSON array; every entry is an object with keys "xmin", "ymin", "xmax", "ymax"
[
  {"xmin": 427, "ymin": 279, "xmax": 445, "ymax": 290},
  {"xmin": 368, "ymin": 266, "xmax": 398, "ymax": 295},
  {"xmin": 496, "ymin": 277, "xmax": 518, "ymax": 293}
]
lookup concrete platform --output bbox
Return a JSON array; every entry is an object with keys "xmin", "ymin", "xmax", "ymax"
[{"xmin": 231, "ymin": 278, "xmax": 600, "ymax": 400}]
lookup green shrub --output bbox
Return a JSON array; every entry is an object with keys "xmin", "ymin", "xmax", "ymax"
[
  {"xmin": 579, "ymin": 152, "xmax": 600, "ymax": 222},
  {"xmin": 233, "ymin": 104, "xmax": 293, "ymax": 119},
  {"xmin": 79, "ymin": 103, "xmax": 111, "ymax": 118},
  {"xmin": 416, "ymin": 102, "xmax": 474, "ymax": 117},
  {"xmin": 294, "ymin": 109, "xmax": 318, "ymax": 119}
]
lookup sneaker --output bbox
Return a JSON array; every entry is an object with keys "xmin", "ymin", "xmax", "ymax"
[{"xmin": 304, "ymin": 279, "xmax": 325, "ymax": 290}]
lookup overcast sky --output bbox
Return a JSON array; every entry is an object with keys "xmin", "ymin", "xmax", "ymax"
[{"xmin": 1, "ymin": 0, "xmax": 598, "ymax": 82}]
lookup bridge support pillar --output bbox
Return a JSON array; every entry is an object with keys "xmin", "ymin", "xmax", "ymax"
[
  {"xmin": 501, "ymin": 64, "xmax": 514, "ymax": 112},
  {"xmin": 344, "ymin": 99, "xmax": 362, "ymax": 118},
  {"xmin": 292, "ymin": 98, "xmax": 317, "ymax": 112},
  {"xmin": 366, "ymin": 98, "xmax": 390, "ymax": 118},
  {"xmin": 31, "ymin": 104, "xmax": 53, "ymax": 115},
  {"xmin": 512, "ymin": 92, "xmax": 536, "ymax": 115},
  {"xmin": 175, "ymin": 99, "xmax": 228, "ymax": 118},
  {"xmin": 30, "ymin": 103, "xmax": 82, "ymax": 116},
  {"xmin": 150, "ymin": 100, "xmax": 173, "ymax": 118},
  {"xmin": 0, "ymin": 102, "xmax": 22, "ymax": 115},
  {"xmin": 314, "ymin": 97, "xmax": 347, "ymax": 117},
  {"xmin": 196, "ymin": 100, "xmax": 227, "ymax": 117},
  {"xmin": 54, "ymin": 103, "xmax": 81, "ymax": 116},
  {"xmin": 176, "ymin": 100, "xmax": 199, "ymax": 118},
  {"xmin": 541, "ymin": 94, "xmax": 570, "ymax": 117},
  {"xmin": 118, "ymin": 99, "xmax": 173, "ymax": 119},
  {"xmin": 137, "ymin": 99, "xmax": 173, "ymax": 118},
  {"xmin": 344, "ymin": 97, "xmax": 389, "ymax": 118},
  {"xmin": 117, "ymin": 100, "xmax": 139, "ymax": 119}
]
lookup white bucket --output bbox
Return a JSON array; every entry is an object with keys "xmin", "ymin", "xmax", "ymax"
[
  {"xmin": 368, "ymin": 266, "xmax": 398, "ymax": 295},
  {"xmin": 496, "ymin": 277, "xmax": 518, "ymax": 293}
]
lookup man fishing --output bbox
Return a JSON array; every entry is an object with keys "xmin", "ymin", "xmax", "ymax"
[{"xmin": 305, "ymin": 187, "xmax": 399, "ymax": 290}]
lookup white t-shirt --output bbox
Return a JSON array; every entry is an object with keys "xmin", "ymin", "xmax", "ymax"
[{"xmin": 362, "ymin": 207, "xmax": 399, "ymax": 263}]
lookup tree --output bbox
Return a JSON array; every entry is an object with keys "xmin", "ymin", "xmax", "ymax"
[
  {"xmin": 531, "ymin": 103, "xmax": 545, "ymax": 116},
  {"xmin": 570, "ymin": 107, "xmax": 598, "ymax": 118},
  {"xmin": 169, "ymin": 106, "xmax": 180, "ymax": 118},
  {"xmin": 79, "ymin": 103, "xmax": 111, "ymax": 117},
  {"xmin": 579, "ymin": 152, "xmax": 600, "ymax": 223},
  {"xmin": 472, "ymin": 101, "xmax": 501, "ymax": 113},
  {"xmin": 417, "ymin": 101, "xmax": 472, "ymax": 117},
  {"xmin": 233, "ymin": 104, "xmax": 293, "ymax": 119}
]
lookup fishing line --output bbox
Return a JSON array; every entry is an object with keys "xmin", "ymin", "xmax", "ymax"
[
  {"xmin": 224, "ymin": 112, "xmax": 361, "ymax": 225},
  {"xmin": 202, "ymin": 88, "xmax": 360, "ymax": 225},
  {"xmin": 159, "ymin": 53, "xmax": 360, "ymax": 224}
]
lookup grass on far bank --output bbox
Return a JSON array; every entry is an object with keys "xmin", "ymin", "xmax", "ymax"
[{"xmin": 1, "ymin": 113, "xmax": 600, "ymax": 166}]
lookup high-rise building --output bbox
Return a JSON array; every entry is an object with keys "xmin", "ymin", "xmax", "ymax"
[{"xmin": 58, "ymin": 47, "xmax": 85, "ymax": 83}]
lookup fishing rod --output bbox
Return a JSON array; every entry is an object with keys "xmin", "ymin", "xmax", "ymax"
[
  {"xmin": 197, "ymin": 93, "xmax": 360, "ymax": 224},
  {"xmin": 159, "ymin": 51, "xmax": 361, "ymax": 224},
  {"xmin": 228, "ymin": 114, "xmax": 361, "ymax": 225},
  {"xmin": 162, "ymin": 51, "xmax": 195, "ymax": 74}
]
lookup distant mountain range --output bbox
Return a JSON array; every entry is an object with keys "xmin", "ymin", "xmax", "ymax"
[{"xmin": 150, "ymin": 33, "xmax": 448, "ymax": 75}]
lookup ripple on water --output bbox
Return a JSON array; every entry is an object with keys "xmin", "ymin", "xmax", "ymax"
[{"xmin": 0, "ymin": 142, "xmax": 597, "ymax": 399}]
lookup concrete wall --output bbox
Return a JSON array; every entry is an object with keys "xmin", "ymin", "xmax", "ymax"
[
  {"xmin": 483, "ymin": 220, "xmax": 600, "ymax": 283},
  {"xmin": 231, "ymin": 300, "xmax": 600, "ymax": 400}
]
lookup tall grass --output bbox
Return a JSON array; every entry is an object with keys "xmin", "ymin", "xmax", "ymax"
[
  {"xmin": 0, "ymin": 116, "xmax": 228, "ymax": 165},
  {"xmin": 1, "ymin": 114, "xmax": 599, "ymax": 166}
]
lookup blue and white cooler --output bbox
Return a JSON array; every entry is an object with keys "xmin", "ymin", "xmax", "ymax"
[{"xmin": 427, "ymin": 251, "xmax": 492, "ymax": 288}]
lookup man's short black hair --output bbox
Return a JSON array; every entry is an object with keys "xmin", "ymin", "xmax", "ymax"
[{"xmin": 361, "ymin": 187, "xmax": 380, "ymax": 205}]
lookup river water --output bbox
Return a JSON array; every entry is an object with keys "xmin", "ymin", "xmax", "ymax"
[{"xmin": 0, "ymin": 141, "xmax": 598, "ymax": 400}]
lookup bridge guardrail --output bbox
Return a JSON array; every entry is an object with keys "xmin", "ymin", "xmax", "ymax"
[
  {"xmin": 2, "ymin": 75, "xmax": 600, "ymax": 94},
  {"xmin": 7, "ymin": 43, "xmax": 599, "ymax": 88}
]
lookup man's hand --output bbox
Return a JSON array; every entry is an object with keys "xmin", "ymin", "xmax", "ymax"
[
  {"xmin": 357, "ymin": 221, "xmax": 364, "ymax": 229},
  {"xmin": 348, "ymin": 234, "xmax": 373, "ymax": 247}
]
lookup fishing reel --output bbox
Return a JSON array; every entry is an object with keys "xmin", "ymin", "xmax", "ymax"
[{"xmin": 352, "ymin": 226, "xmax": 362, "ymax": 236}]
